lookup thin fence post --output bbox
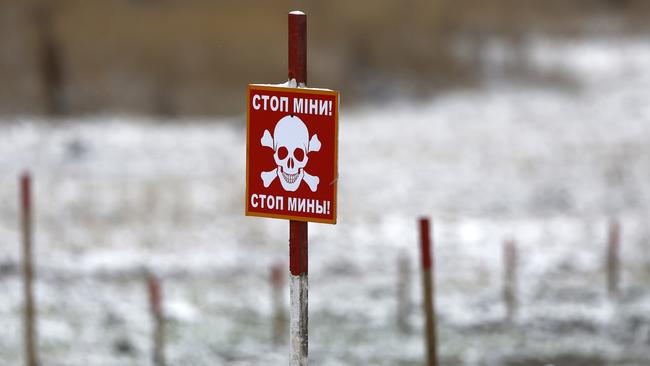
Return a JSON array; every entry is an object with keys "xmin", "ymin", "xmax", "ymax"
[
  {"xmin": 607, "ymin": 219, "xmax": 620, "ymax": 297},
  {"xmin": 397, "ymin": 252, "xmax": 411, "ymax": 333},
  {"xmin": 147, "ymin": 274, "xmax": 165, "ymax": 366},
  {"xmin": 503, "ymin": 239, "xmax": 517, "ymax": 321},
  {"xmin": 288, "ymin": 10, "xmax": 309, "ymax": 366},
  {"xmin": 419, "ymin": 218, "xmax": 437, "ymax": 366},
  {"xmin": 271, "ymin": 263, "xmax": 286, "ymax": 346},
  {"xmin": 20, "ymin": 173, "xmax": 38, "ymax": 366}
]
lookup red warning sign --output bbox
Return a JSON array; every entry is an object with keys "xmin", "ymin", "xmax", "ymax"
[{"xmin": 246, "ymin": 84, "xmax": 339, "ymax": 224}]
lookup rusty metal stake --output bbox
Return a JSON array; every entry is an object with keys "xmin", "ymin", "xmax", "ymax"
[
  {"xmin": 21, "ymin": 173, "xmax": 38, "ymax": 366},
  {"xmin": 419, "ymin": 218, "xmax": 437, "ymax": 366}
]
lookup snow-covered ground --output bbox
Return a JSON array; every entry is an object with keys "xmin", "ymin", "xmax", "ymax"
[{"xmin": 0, "ymin": 36, "xmax": 649, "ymax": 365}]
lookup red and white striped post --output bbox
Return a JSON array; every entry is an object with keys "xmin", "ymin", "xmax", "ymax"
[
  {"xmin": 20, "ymin": 173, "xmax": 38, "ymax": 366},
  {"xmin": 606, "ymin": 219, "xmax": 620, "ymax": 296},
  {"xmin": 503, "ymin": 239, "xmax": 517, "ymax": 321},
  {"xmin": 419, "ymin": 218, "xmax": 438, "ymax": 366},
  {"xmin": 288, "ymin": 10, "xmax": 309, "ymax": 366},
  {"xmin": 147, "ymin": 274, "xmax": 165, "ymax": 366}
]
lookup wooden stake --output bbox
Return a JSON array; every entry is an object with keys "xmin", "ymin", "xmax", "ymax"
[
  {"xmin": 419, "ymin": 218, "xmax": 437, "ymax": 366},
  {"xmin": 20, "ymin": 173, "xmax": 38, "ymax": 366},
  {"xmin": 397, "ymin": 253, "xmax": 411, "ymax": 333},
  {"xmin": 288, "ymin": 10, "xmax": 309, "ymax": 366},
  {"xmin": 503, "ymin": 239, "xmax": 517, "ymax": 321},
  {"xmin": 148, "ymin": 274, "xmax": 165, "ymax": 366},
  {"xmin": 607, "ymin": 219, "xmax": 620, "ymax": 297}
]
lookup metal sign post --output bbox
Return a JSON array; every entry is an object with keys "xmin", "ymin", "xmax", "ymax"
[
  {"xmin": 288, "ymin": 12, "xmax": 309, "ymax": 366},
  {"xmin": 246, "ymin": 11, "xmax": 339, "ymax": 364}
]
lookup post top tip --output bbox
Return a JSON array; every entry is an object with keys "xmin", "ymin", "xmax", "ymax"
[{"xmin": 289, "ymin": 10, "xmax": 305, "ymax": 16}]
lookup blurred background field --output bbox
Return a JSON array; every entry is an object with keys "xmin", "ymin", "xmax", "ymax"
[
  {"xmin": 2, "ymin": 0, "xmax": 650, "ymax": 116},
  {"xmin": 1, "ymin": 1, "xmax": 650, "ymax": 366}
]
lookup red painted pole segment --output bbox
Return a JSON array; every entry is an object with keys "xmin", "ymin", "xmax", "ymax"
[
  {"xmin": 20, "ymin": 173, "xmax": 38, "ymax": 366},
  {"xmin": 148, "ymin": 275, "xmax": 162, "ymax": 317},
  {"xmin": 288, "ymin": 11, "xmax": 309, "ymax": 366},
  {"xmin": 272, "ymin": 263, "xmax": 284, "ymax": 287},
  {"xmin": 419, "ymin": 217, "xmax": 437, "ymax": 366},
  {"xmin": 288, "ymin": 10, "xmax": 308, "ymax": 278},
  {"xmin": 289, "ymin": 220, "xmax": 308, "ymax": 276},
  {"xmin": 21, "ymin": 175, "xmax": 31, "ymax": 215},
  {"xmin": 288, "ymin": 11, "xmax": 307, "ymax": 85},
  {"xmin": 419, "ymin": 218, "xmax": 432, "ymax": 270}
]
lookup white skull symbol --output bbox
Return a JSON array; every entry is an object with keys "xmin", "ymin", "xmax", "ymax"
[
  {"xmin": 274, "ymin": 116, "xmax": 308, "ymax": 191},
  {"xmin": 260, "ymin": 115, "xmax": 321, "ymax": 192}
]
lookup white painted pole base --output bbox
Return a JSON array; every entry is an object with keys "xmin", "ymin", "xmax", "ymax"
[{"xmin": 290, "ymin": 273, "xmax": 308, "ymax": 366}]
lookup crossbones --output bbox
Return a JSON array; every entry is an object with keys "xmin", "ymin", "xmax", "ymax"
[{"xmin": 260, "ymin": 115, "xmax": 320, "ymax": 192}]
